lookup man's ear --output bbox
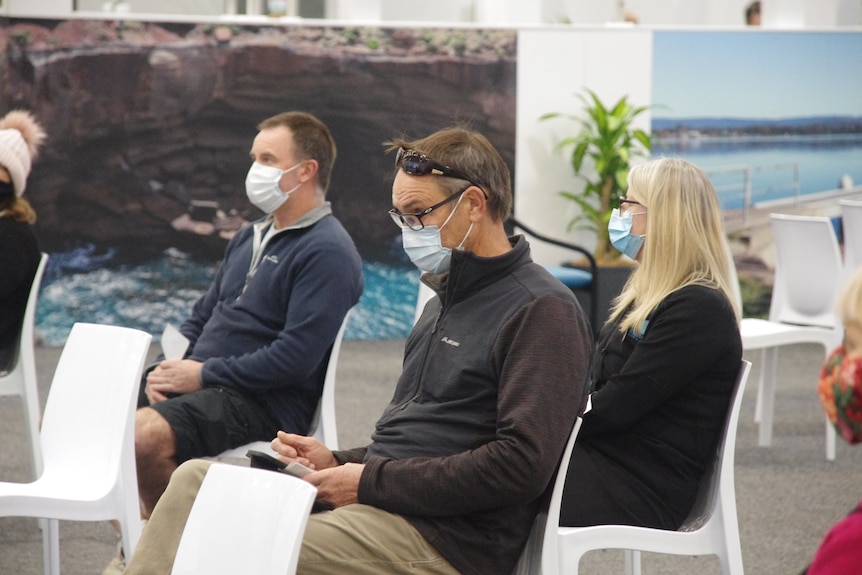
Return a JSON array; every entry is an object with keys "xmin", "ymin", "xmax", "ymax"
[
  {"xmin": 465, "ymin": 185, "xmax": 487, "ymax": 222},
  {"xmin": 299, "ymin": 159, "xmax": 319, "ymax": 183}
]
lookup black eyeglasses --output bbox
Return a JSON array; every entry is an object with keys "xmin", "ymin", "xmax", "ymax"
[
  {"xmin": 619, "ymin": 198, "xmax": 643, "ymax": 208},
  {"xmin": 618, "ymin": 198, "xmax": 646, "ymax": 215},
  {"xmin": 396, "ymin": 148, "xmax": 477, "ymax": 186},
  {"xmin": 389, "ymin": 185, "xmax": 471, "ymax": 230}
]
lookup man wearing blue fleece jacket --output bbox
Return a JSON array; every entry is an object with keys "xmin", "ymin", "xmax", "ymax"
[{"xmin": 134, "ymin": 111, "xmax": 363, "ymax": 517}]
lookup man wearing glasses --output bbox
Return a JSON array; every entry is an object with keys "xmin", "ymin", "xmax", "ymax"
[{"xmin": 122, "ymin": 126, "xmax": 592, "ymax": 575}]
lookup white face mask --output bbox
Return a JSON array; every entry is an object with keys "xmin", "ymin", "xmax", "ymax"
[
  {"xmin": 401, "ymin": 193, "xmax": 473, "ymax": 274},
  {"xmin": 245, "ymin": 161, "xmax": 302, "ymax": 214}
]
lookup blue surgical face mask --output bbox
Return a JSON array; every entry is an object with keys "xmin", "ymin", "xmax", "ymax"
[
  {"xmin": 401, "ymin": 193, "xmax": 473, "ymax": 274},
  {"xmin": 245, "ymin": 161, "xmax": 302, "ymax": 214},
  {"xmin": 608, "ymin": 208, "xmax": 645, "ymax": 260}
]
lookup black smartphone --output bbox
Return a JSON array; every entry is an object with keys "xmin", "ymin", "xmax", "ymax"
[
  {"xmin": 246, "ymin": 449, "xmax": 314, "ymax": 478},
  {"xmin": 246, "ymin": 449, "xmax": 286, "ymax": 471}
]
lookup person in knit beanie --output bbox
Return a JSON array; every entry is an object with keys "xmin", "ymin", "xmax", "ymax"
[{"xmin": 0, "ymin": 109, "xmax": 47, "ymax": 373}]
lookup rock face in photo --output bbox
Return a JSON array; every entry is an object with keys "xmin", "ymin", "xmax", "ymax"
[{"xmin": 1, "ymin": 19, "xmax": 516, "ymax": 261}]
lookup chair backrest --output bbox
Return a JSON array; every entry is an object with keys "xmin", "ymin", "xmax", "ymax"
[
  {"xmin": 38, "ymin": 323, "xmax": 152, "ymax": 495},
  {"xmin": 678, "ymin": 360, "xmax": 751, "ymax": 534},
  {"xmin": 840, "ymin": 199, "xmax": 862, "ymax": 276},
  {"xmin": 1, "ymin": 252, "xmax": 49, "ymax": 378},
  {"xmin": 0, "ymin": 252, "xmax": 48, "ymax": 478},
  {"xmin": 308, "ymin": 306, "xmax": 353, "ymax": 450},
  {"xmin": 723, "ymin": 240, "xmax": 743, "ymax": 313},
  {"xmin": 769, "ymin": 214, "xmax": 843, "ymax": 328},
  {"xmin": 171, "ymin": 463, "xmax": 317, "ymax": 575},
  {"xmin": 218, "ymin": 307, "xmax": 353, "ymax": 460},
  {"xmin": 413, "ymin": 282, "xmax": 436, "ymax": 326},
  {"xmin": 510, "ymin": 417, "xmax": 583, "ymax": 575}
]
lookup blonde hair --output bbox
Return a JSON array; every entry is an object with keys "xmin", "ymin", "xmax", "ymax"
[
  {"xmin": 610, "ymin": 157, "xmax": 740, "ymax": 335},
  {"xmin": 0, "ymin": 195, "xmax": 36, "ymax": 224},
  {"xmin": 837, "ymin": 267, "xmax": 862, "ymax": 327}
]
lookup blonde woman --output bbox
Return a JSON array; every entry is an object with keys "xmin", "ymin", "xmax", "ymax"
[{"xmin": 560, "ymin": 157, "xmax": 743, "ymax": 529}]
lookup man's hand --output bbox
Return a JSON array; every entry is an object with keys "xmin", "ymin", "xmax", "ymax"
[
  {"xmin": 271, "ymin": 431, "xmax": 338, "ymax": 471},
  {"xmin": 144, "ymin": 359, "xmax": 203, "ymax": 404},
  {"xmin": 305, "ymin": 463, "xmax": 364, "ymax": 509},
  {"xmin": 272, "ymin": 432, "xmax": 363, "ymax": 508}
]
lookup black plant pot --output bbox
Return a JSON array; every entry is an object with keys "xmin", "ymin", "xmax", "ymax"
[{"xmin": 570, "ymin": 264, "xmax": 635, "ymax": 334}]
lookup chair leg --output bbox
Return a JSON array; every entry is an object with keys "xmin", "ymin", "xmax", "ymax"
[
  {"xmin": 826, "ymin": 418, "xmax": 836, "ymax": 461},
  {"xmin": 624, "ymin": 550, "xmax": 642, "ymax": 575},
  {"xmin": 753, "ymin": 348, "xmax": 767, "ymax": 424},
  {"xmin": 757, "ymin": 348, "xmax": 778, "ymax": 447},
  {"xmin": 22, "ymin": 387, "xmax": 43, "ymax": 480},
  {"xmin": 43, "ymin": 518, "xmax": 60, "ymax": 575}
]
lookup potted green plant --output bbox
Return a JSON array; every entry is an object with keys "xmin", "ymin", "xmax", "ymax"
[{"xmin": 541, "ymin": 89, "xmax": 651, "ymax": 264}]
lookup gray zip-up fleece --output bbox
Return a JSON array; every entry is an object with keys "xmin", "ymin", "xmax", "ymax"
[{"xmin": 334, "ymin": 235, "xmax": 593, "ymax": 575}]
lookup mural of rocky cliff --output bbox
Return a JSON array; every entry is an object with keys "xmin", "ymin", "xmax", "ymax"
[{"xmin": 0, "ymin": 18, "xmax": 517, "ymax": 263}]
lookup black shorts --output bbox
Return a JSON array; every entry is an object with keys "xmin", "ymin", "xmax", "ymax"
[{"xmin": 148, "ymin": 386, "xmax": 280, "ymax": 463}]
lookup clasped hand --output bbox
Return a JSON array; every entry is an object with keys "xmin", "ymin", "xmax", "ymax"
[
  {"xmin": 144, "ymin": 359, "xmax": 203, "ymax": 404},
  {"xmin": 272, "ymin": 430, "xmax": 364, "ymax": 509}
]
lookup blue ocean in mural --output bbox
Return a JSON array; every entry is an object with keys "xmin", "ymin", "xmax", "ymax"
[
  {"xmin": 36, "ymin": 246, "xmax": 421, "ymax": 346},
  {"xmin": 653, "ymin": 133, "xmax": 862, "ymax": 210}
]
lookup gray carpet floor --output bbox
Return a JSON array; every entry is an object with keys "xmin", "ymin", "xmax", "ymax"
[{"xmin": 0, "ymin": 340, "xmax": 858, "ymax": 574}]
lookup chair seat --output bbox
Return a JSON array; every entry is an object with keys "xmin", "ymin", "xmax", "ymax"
[
  {"xmin": 741, "ymin": 318, "xmax": 838, "ymax": 349},
  {"xmin": 545, "ymin": 266, "xmax": 593, "ymax": 289}
]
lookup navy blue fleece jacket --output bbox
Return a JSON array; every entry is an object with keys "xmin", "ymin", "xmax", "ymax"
[{"xmin": 180, "ymin": 204, "xmax": 363, "ymax": 433}]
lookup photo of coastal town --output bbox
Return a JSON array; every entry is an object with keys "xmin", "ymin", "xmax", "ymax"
[{"xmin": 651, "ymin": 31, "xmax": 862, "ymax": 219}]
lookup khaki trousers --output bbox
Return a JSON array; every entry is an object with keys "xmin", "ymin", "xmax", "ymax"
[{"xmin": 125, "ymin": 459, "xmax": 460, "ymax": 575}]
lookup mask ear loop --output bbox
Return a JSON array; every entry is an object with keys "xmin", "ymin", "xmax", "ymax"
[
  {"xmin": 438, "ymin": 190, "xmax": 467, "ymax": 231},
  {"xmin": 456, "ymin": 223, "xmax": 474, "ymax": 251}
]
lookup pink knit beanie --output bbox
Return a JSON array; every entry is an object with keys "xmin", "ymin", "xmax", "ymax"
[{"xmin": 0, "ymin": 110, "xmax": 47, "ymax": 197}]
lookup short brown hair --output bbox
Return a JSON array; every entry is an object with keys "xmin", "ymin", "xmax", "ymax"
[
  {"xmin": 387, "ymin": 126, "xmax": 512, "ymax": 222},
  {"xmin": 258, "ymin": 112, "xmax": 336, "ymax": 193}
]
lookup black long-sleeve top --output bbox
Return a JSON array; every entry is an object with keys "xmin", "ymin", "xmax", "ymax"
[
  {"xmin": 561, "ymin": 284, "xmax": 742, "ymax": 529},
  {"xmin": 0, "ymin": 217, "xmax": 39, "ymax": 372}
]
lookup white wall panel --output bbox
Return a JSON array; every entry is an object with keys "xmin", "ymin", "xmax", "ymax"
[{"xmin": 515, "ymin": 27, "xmax": 653, "ymax": 265}]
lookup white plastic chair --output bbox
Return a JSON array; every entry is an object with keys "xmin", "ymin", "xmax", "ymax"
[
  {"xmin": 555, "ymin": 360, "xmax": 751, "ymax": 575},
  {"xmin": 0, "ymin": 252, "xmax": 48, "ymax": 480},
  {"xmin": 216, "ymin": 308, "xmax": 352, "ymax": 459},
  {"xmin": 840, "ymin": 199, "xmax": 862, "ymax": 278},
  {"xmin": 414, "ymin": 282, "xmax": 436, "ymax": 326},
  {"xmin": 171, "ymin": 462, "xmax": 317, "ymax": 575},
  {"xmin": 510, "ymin": 417, "xmax": 583, "ymax": 575},
  {"xmin": 740, "ymin": 214, "xmax": 843, "ymax": 460},
  {"xmin": 0, "ymin": 322, "xmax": 152, "ymax": 575}
]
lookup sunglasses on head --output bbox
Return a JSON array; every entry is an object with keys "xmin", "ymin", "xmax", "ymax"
[{"xmin": 395, "ymin": 148, "xmax": 477, "ymax": 186}]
